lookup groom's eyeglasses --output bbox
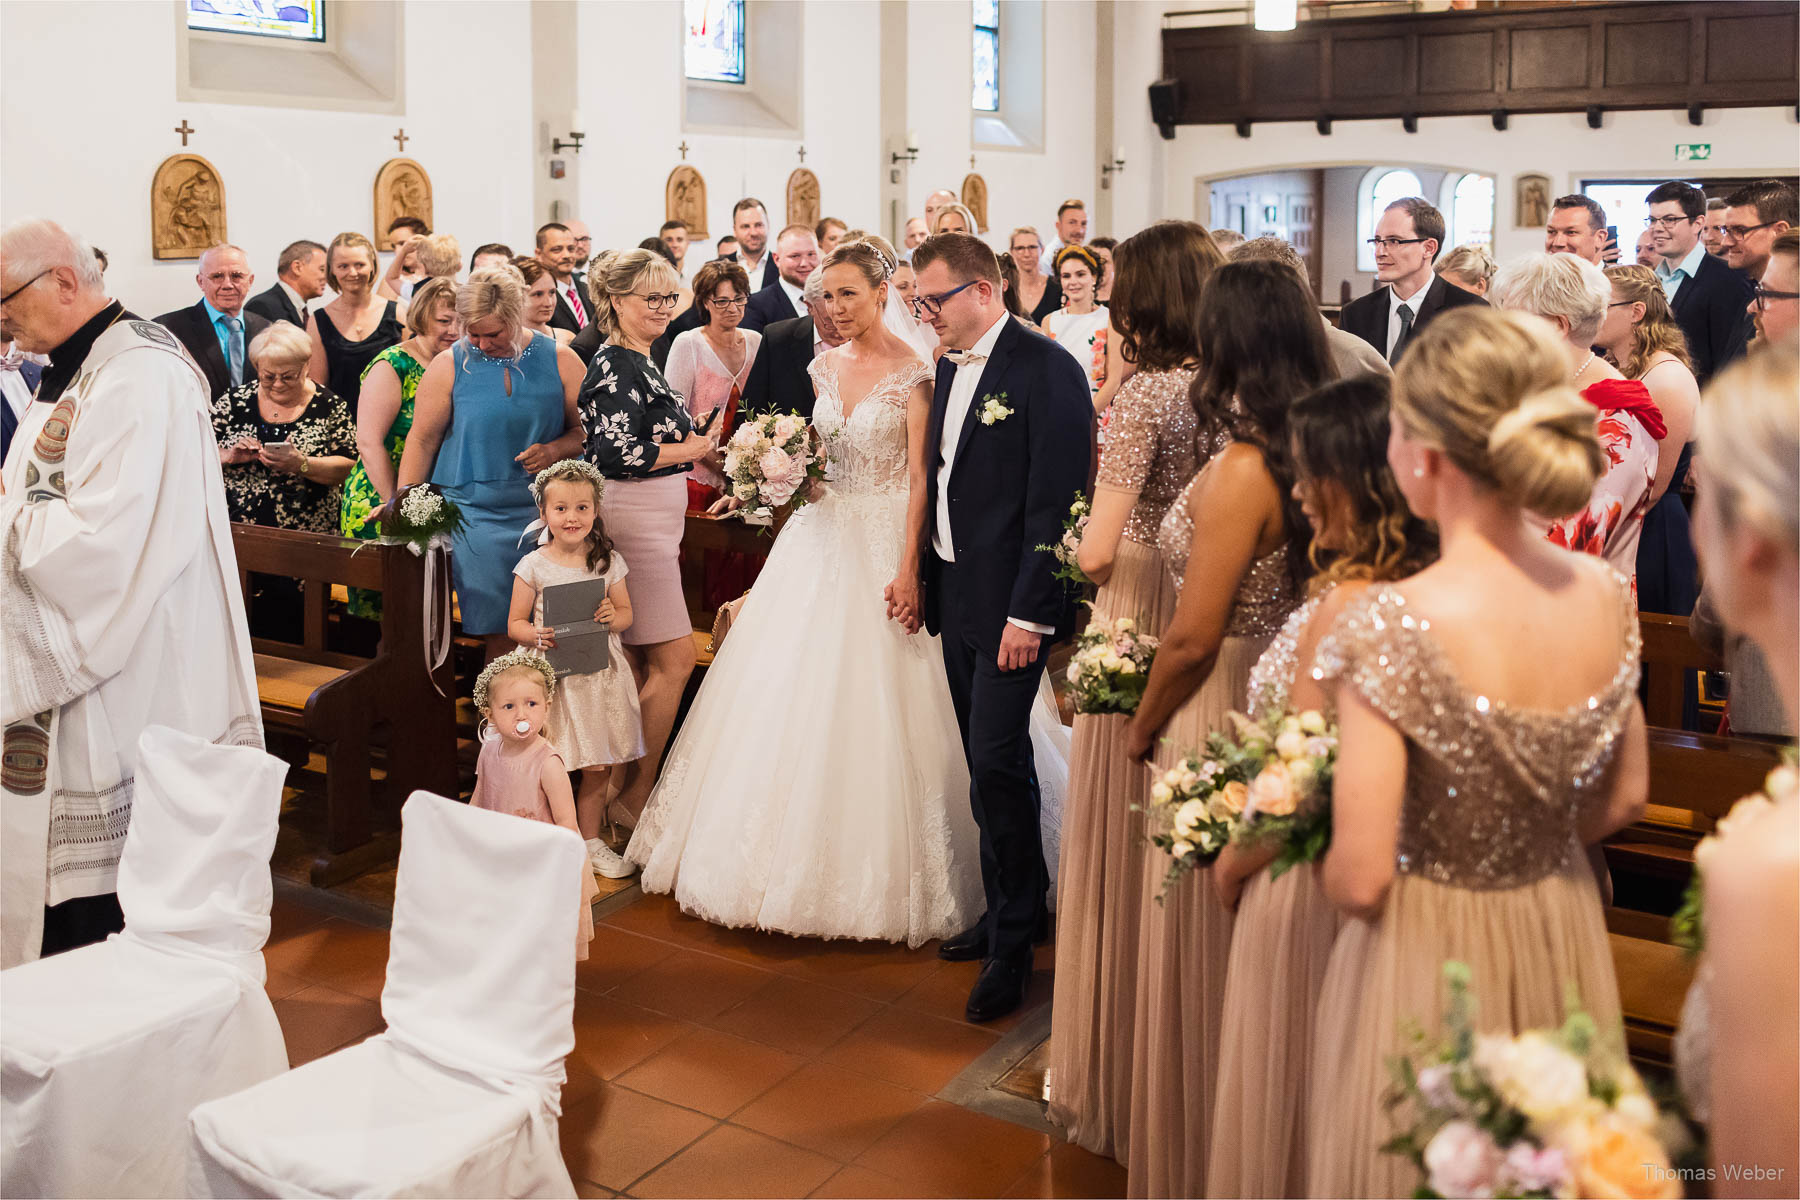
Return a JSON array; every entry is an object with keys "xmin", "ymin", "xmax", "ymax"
[{"xmin": 910, "ymin": 279, "xmax": 977, "ymax": 316}]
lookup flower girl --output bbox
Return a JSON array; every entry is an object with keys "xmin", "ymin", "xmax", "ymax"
[
  {"xmin": 469, "ymin": 651, "xmax": 600, "ymax": 960},
  {"xmin": 508, "ymin": 460, "xmax": 646, "ymax": 879}
]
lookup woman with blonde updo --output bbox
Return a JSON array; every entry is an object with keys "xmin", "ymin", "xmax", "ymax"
[
  {"xmin": 1675, "ymin": 348, "xmax": 1799, "ymax": 1195},
  {"xmin": 1493, "ymin": 252, "xmax": 1663, "ymax": 592},
  {"xmin": 1306, "ymin": 308, "xmax": 1649, "ymax": 1197},
  {"xmin": 1598, "ymin": 264, "xmax": 1701, "ymax": 614},
  {"xmin": 391, "ymin": 267, "xmax": 587, "ymax": 657},
  {"xmin": 1435, "ymin": 243, "xmax": 1498, "ymax": 297},
  {"xmin": 578, "ymin": 248, "xmax": 714, "ymax": 830}
]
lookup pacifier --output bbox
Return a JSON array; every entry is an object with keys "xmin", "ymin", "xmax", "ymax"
[{"xmin": 514, "ymin": 719, "xmax": 531, "ymax": 735}]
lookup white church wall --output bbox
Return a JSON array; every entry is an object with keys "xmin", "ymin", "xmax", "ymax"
[
  {"xmin": 0, "ymin": 0, "xmax": 536, "ymax": 319},
  {"xmin": 1163, "ymin": 105, "xmax": 1799, "ymax": 298}
]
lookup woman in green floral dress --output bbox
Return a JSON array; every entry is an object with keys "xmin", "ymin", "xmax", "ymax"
[{"xmin": 340, "ymin": 277, "xmax": 461, "ymax": 617}]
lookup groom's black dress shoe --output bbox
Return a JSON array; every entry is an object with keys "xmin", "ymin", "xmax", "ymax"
[
  {"xmin": 966, "ymin": 956, "xmax": 1030, "ymax": 1023},
  {"xmin": 938, "ymin": 911, "xmax": 1053, "ymax": 962}
]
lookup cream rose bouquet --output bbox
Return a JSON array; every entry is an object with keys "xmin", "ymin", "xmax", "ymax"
[
  {"xmin": 1219, "ymin": 707, "xmax": 1339, "ymax": 880},
  {"xmin": 1066, "ymin": 617, "xmax": 1157, "ymax": 714},
  {"xmin": 1034, "ymin": 492, "xmax": 1092, "ymax": 589},
  {"xmin": 721, "ymin": 411, "xmax": 826, "ymax": 525},
  {"xmin": 1141, "ymin": 747, "xmax": 1242, "ymax": 899},
  {"xmin": 1671, "ymin": 753, "xmax": 1797, "ymax": 954},
  {"xmin": 1383, "ymin": 962, "xmax": 1686, "ymax": 1199}
]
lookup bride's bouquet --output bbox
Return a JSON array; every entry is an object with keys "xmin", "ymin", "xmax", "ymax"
[
  {"xmin": 1383, "ymin": 962, "xmax": 1686, "ymax": 1199},
  {"xmin": 1066, "ymin": 617, "xmax": 1157, "ymax": 715},
  {"xmin": 722, "ymin": 411, "xmax": 826, "ymax": 525},
  {"xmin": 380, "ymin": 483, "xmax": 466, "ymax": 556},
  {"xmin": 1035, "ymin": 492, "xmax": 1091, "ymax": 588}
]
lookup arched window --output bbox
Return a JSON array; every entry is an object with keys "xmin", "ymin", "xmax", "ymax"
[
  {"xmin": 1440, "ymin": 172, "xmax": 1495, "ymax": 253},
  {"xmin": 1358, "ymin": 167, "xmax": 1423, "ymax": 271},
  {"xmin": 972, "ymin": 0, "xmax": 1000, "ymax": 112},
  {"xmin": 685, "ymin": 0, "xmax": 746, "ymax": 85}
]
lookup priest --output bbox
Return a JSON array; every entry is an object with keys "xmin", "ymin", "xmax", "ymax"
[{"xmin": 0, "ymin": 219, "xmax": 263, "ymax": 967}]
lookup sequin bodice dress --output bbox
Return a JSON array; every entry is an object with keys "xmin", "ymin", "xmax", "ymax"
[{"xmin": 1094, "ymin": 367, "xmax": 1201, "ymax": 546}]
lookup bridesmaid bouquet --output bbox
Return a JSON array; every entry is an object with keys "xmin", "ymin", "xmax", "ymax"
[
  {"xmin": 722, "ymin": 411, "xmax": 826, "ymax": 525},
  {"xmin": 1142, "ymin": 747, "xmax": 1241, "ymax": 899},
  {"xmin": 1383, "ymin": 962, "xmax": 1686, "ymax": 1200},
  {"xmin": 1219, "ymin": 708, "xmax": 1339, "ymax": 880},
  {"xmin": 1671, "ymin": 753, "xmax": 1797, "ymax": 954},
  {"xmin": 381, "ymin": 483, "xmax": 466, "ymax": 557},
  {"xmin": 1066, "ymin": 617, "xmax": 1157, "ymax": 714},
  {"xmin": 1035, "ymin": 492, "xmax": 1092, "ymax": 588}
]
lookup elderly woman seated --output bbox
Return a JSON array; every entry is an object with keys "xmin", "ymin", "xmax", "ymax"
[{"xmin": 211, "ymin": 319, "xmax": 357, "ymax": 636}]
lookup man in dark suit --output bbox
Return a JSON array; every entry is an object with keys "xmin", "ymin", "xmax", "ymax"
[
  {"xmin": 244, "ymin": 239, "xmax": 326, "ymax": 330},
  {"xmin": 536, "ymin": 223, "xmax": 589, "ymax": 335},
  {"xmin": 740, "ymin": 274, "xmax": 846, "ymax": 420},
  {"xmin": 729, "ymin": 198, "xmax": 780, "ymax": 292},
  {"xmin": 1646, "ymin": 181, "xmax": 1753, "ymax": 384},
  {"xmin": 1340, "ymin": 196, "xmax": 1486, "ymax": 365},
  {"xmin": 155, "ymin": 244, "xmax": 270, "ymax": 401},
  {"xmin": 741, "ymin": 226, "xmax": 818, "ymax": 333},
  {"xmin": 907, "ymin": 233, "xmax": 1091, "ymax": 1023}
]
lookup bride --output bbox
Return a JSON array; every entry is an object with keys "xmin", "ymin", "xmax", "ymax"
[{"xmin": 625, "ymin": 236, "xmax": 1068, "ymax": 947}]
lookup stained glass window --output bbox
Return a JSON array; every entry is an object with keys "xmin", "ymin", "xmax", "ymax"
[
  {"xmin": 686, "ymin": 0, "xmax": 746, "ymax": 86},
  {"xmin": 1449, "ymin": 173, "xmax": 1495, "ymax": 250},
  {"xmin": 972, "ymin": 0, "xmax": 999, "ymax": 112},
  {"xmin": 187, "ymin": 0, "xmax": 325, "ymax": 41}
]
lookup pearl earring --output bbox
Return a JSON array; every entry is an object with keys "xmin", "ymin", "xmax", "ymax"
[{"xmin": 1412, "ymin": 467, "xmax": 1425, "ymax": 478}]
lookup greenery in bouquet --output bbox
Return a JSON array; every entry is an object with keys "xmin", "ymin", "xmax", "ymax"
[
  {"xmin": 1141, "ymin": 745, "xmax": 1243, "ymax": 900},
  {"xmin": 722, "ymin": 411, "xmax": 826, "ymax": 525},
  {"xmin": 1035, "ymin": 492, "xmax": 1092, "ymax": 589},
  {"xmin": 380, "ymin": 483, "xmax": 466, "ymax": 556},
  {"xmin": 1065, "ymin": 617, "xmax": 1157, "ymax": 715},
  {"xmin": 1219, "ymin": 708, "xmax": 1339, "ymax": 881},
  {"xmin": 1671, "ymin": 753, "xmax": 1796, "ymax": 955},
  {"xmin": 1382, "ymin": 962, "xmax": 1687, "ymax": 1199}
]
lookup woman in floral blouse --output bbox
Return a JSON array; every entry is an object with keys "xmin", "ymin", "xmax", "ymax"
[{"xmin": 579, "ymin": 248, "xmax": 715, "ymax": 830}]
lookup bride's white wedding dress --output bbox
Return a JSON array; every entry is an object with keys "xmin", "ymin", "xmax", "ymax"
[{"xmin": 625, "ymin": 354, "xmax": 1068, "ymax": 947}]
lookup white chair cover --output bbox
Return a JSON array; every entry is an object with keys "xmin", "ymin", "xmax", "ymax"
[
  {"xmin": 1, "ymin": 724, "xmax": 288, "ymax": 1198},
  {"xmin": 188, "ymin": 790, "xmax": 587, "ymax": 1199}
]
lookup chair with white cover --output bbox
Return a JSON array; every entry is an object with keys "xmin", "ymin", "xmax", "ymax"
[
  {"xmin": 188, "ymin": 789, "xmax": 587, "ymax": 1198},
  {"xmin": 1, "ymin": 724, "xmax": 290, "ymax": 1198}
]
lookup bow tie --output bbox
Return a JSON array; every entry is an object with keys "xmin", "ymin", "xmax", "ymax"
[{"xmin": 944, "ymin": 350, "xmax": 987, "ymax": 367}]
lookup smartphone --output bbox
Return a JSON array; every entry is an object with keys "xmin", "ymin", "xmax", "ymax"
[
  {"xmin": 1605, "ymin": 225, "xmax": 1618, "ymax": 247},
  {"xmin": 694, "ymin": 407, "xmax": 723, "ymax": 437},
  {"xmin": 262, "ymin": 440, "xmax": 293, "ymax": 452}
]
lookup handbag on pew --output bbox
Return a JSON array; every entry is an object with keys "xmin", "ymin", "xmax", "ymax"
[{"xmin": 709, "ymin": 591, "xmax": 751, "ymax": 654}]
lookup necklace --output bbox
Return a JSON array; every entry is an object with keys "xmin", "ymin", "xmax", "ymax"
[{"xmin": 1572, "ymin": 352, "xmax": 1596, "ymax": 383}]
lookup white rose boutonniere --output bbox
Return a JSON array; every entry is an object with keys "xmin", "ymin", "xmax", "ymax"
[{"xmin": 978, "ymin": 392, "xmax": 1013, "ymax": 425}]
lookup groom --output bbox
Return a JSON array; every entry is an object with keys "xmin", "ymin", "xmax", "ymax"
[{"xmin": 905, "ymin": 233, "xmax": 1092, "ymax": 1022}]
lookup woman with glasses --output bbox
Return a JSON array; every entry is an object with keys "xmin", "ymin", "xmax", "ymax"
[
  {"xmin": 662, "ymin": 260, "xmax": 760, "ymax": 511},
  {"xmin": 579, "ymin": 248, "xmax": 716, "ymax": 833}
]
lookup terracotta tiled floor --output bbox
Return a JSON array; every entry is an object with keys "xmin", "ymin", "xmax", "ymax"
[{"xmin": 264, "ymin": 888, "xmax": 1127, "ymax": 1199}]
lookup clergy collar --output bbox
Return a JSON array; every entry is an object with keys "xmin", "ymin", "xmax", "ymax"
[{"xmin": 39, "ymin": 300, "xmax": 130, "ymax": 405}]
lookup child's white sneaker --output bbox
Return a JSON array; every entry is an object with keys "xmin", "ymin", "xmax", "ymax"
[{"xmin": 586, "ymin": 837, "xmax": 636, "ymax": 880}]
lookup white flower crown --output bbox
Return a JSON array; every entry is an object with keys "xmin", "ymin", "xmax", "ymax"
[
  {"xmin": 472, "ymin": 649, "xmax": 558, "ymax": 715},
  {"xmin": 530, "ymin": 459, "xmax": 607, "ymax": 505}
]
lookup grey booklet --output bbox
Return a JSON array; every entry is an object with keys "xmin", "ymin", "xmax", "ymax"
[{"xmin": 542, "ymin": 578, "xmax": 611, "ymax": 677}]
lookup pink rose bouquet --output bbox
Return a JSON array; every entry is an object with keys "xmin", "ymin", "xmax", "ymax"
[
  {"xmin": 1219, "ymin": 707, "xmax": 1339, "ymax": 880},
  {"xmin": 722, "ymin": 411, "xmax": 826, "ymax": 525}
]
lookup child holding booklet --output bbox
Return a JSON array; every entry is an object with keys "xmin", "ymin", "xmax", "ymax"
[{"xmin": 508, "ymin": 460, "xmax": 645, "ymax": 879}]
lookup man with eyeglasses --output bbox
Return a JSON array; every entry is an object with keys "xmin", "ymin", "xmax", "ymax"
[
  {"xmin": 1748, "ymin": 228, "xmax": 1799, "ymax": 351},
  {"xmin": 154, "ymin": 243, "xmax": 270, "ymax": 403},
  {"xmin": 1646, "ymin": 180, "xmax": 1754, "ymax": 384},
  {"xmin": 1721, "ymin": 179, "xmax": 1797, "ymax": 284},
  {"xmin": 741, "ymin": 225, "xmax": 819, "ymax": 333},
  {"xmin": 1339, "ymin": 195, "xmax": 1485, "ymax": 365},
  {"xmin": 1, "ymin": 218, "xmax": 263, "ymax": 967}
]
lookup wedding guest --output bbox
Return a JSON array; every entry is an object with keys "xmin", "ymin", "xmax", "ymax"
[
  {"xmin": 996, "ymin": 252, "xmax": 1029, "ymax": 326},
  {"xmin": 716, "ymin": 234, "xmax": 738, "ymax": 261},
  {"xmin": 730, "ymin": 199, "xmax": 777, "ymax": 291},
  {"xmin": 1752, "ymin": 228, "xmax": 1800, "ymax": 349},
  {"xmin": 212, "ymin": 320, "xmax": 356, "ymax": 638},
  {"xmin": 246, "ymin": 239, "xmax": 326, "ymax": 329},
  {"xmin": 741, "ymin": 269, "xmax": 845, "ymax": 422},
  {"xmin": 1635, "ymin": 228, "xmax": 1662, "ymax": 267},
  {"xmin": 664, "ymin": 260, "xmax": 760, "ymax": 510},
  {"xmin": 339, "ymin": 277, "xmax": 460, "ymax": 618},
  {"xmin": 1649, "ymin": 180, "xmax": 1753, "ymax": 384},
  {"xmin": 1043, "ymin": 246, "xmax": 1109, "ymax": 400},
  {"xmin": 933, "ymin": 204, "xmax": 977, "ymax": 236},
  {"xmin": 1120, "ymin": 259, "xmax": 1327, "ymax": 1198},
  {"xmin": 659, "ymin": 220, "xmax": 689, "ymax": 277},
  {"xmin": 307, "ymin": 231, "xmax": 402, "ymax": 415},
  {"xmin": 890, "ymin": 259, "xmax": 918, "ymax": 309},
  {"xmin": 1306, "ymin": 308, "xmax": 1647, "ymax": 1196},
  {"xmin": 922, "ymin": 189, "xmax": 957, "ymax": 233},
  {"xmin": 1209, "ymin": 228, "xmax": 1246, "ymax": 252},
  {"xmin": 377, "ymin": 231, "xmax": 426, "ymax": 301},
  {"xmin": 1598, "ymin": 265, "xmax": 1700, "ymax": 615},
  {"xmin": 1048, "ymin": 220, "xmax": 1224, "ymax": 1163},
  {"xmin": 1702, "ymin": 197, "xmax": 1730, "ymax": 258},
  {"xmin": 1494, "ymin": 253, "xmax": 1661, "ymax": 591},
  {"xmin": 381, "ymin": 233, "xmax": 458, "ymax": 302},
  {"xmin": 1045, "ymin": 199, "xmax": 1089, "ymax": 266},
  {"xmin": 901, "ymin": 217, "xmax": 929, "ymax": 257},
  {"xmin": 155, "ymin": 243, "xmax": 270, "ymax": 403},
  {"xmin": 1009, "ymin": 227, "xmax": 1062, "ymax": 323},
  {"xmin": 1435, "ymin": 243, "xmax": 1497, "ymax": 297},
  {"xmin": 742, "ymin": 225, "xmax": 817, "ymax": 332},
  {"xmin": 1088, "ymin": 236, "xmax": 1116, "ymax": 303},
  {"xmin": 1205, "ymin": 373, "xmax": 1437, "ymax": 1199},
  {"xmin": 1231, "ymin": 236, "xmax": 1390, "ymax": 379},
  {"xmin": 638, "ymin": 237, "xmax": 693, "ymax": 313},
  {"xmin": 578, "ymin": 248, "xmax": 715, "ymax": 828},
  {"xmin": 570, "ymin": 251, "xmax": 617, "ymax": 367},
  {"xmin": 469, "ymin": 242, "xmax": 513, "ymax": 272},
  {"xmin": 391, "ymin": 268, "xmax": 586, "ymax": 658},
  {"xmin": 537, "ymin": 222, "xmax": 590, "ymax": 334},
  {"xmin": 514, "ymin": 257, "xmax": 577, "ymax": 348},
  {"xmin": 1545, "ymin": 193, "xmax": 1613, "ymax": 265},
  {"xmin": 815, "ymin": 217, "xmax": 847, "ymax": 257},
  {"xmin": 1682, "ymin": 347, "xmax": 1799, "ymax": 1195}
]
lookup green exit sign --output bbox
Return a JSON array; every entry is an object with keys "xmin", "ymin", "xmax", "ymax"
[{"xmin": 1676, "ymin": 143, "xmax": 1713, "ymax": 162}]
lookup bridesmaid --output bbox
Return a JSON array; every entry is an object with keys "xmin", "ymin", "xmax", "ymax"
[
  {"xmin": 1046, "ymin": 221, "xmax": 1222, "ymax": 1162},
  {"xmin": 1678, "ymin": 348, "xmax": 1798, "ymax": 1194},
  {"xmin": 1306, "ymin": 308, "xmax": 1651, "ymax": 1197},
  {"xmin": 1121, "ymin": 259, "xmax": 1331, "ymax": 1198},
  {"xmin": 1205, "ymin": 374, "xmax": 1437, "ymax": 1199}
]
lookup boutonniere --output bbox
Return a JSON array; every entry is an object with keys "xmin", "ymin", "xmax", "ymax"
[{"xmin": 979, "ymin": 393, "xmax": 1013, "ymax": 425}]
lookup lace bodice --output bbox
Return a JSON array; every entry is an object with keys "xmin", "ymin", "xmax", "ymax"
[
  {"xmin": 808, "ymin": 356, "xmax": 933, "ymax": 497},
  {"xmin": 1312, "ymin": 582, "xmax": 1641, "ymax": 890}
]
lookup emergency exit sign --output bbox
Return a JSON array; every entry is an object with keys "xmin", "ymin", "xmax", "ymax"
[{"xmin": 1676, "ymin": 143, "xmax": 1713, "ymax": 162}]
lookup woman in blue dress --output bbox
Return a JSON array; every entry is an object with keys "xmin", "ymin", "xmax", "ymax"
[{"xmin": 391, "ymin": 267, "xmax": 588, "ymax": 657}]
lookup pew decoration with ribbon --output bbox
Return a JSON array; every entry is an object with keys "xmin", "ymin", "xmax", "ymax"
[{"xmin": 376, "ymin": 483, "xmax": 465, "ymax": 697}]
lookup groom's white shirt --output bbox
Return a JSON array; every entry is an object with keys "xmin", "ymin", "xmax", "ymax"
[{"xmin": 933, "ymin": 310, "xmax": 1053, "ymax": 636}]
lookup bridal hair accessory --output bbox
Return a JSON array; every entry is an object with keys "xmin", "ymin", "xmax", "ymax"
[
  {"xmin": 472, "ymin": 648, "xmax": 559, "ymax": 716},
  {"xmin": 979, "ymin": 393, "xmax": 1013, "ymax": 425},
  {"xmin": 529, "ymin": 459, "xmax": 606, "ymax": 505}
]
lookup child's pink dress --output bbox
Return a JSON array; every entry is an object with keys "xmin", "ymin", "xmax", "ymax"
[{"xmin": 471, "ymin": 736, "xmax": 599, "ymax": 960}]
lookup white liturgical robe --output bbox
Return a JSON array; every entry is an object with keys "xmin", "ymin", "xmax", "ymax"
[{"xmin": 1, "ymin": 316, "xmax": 262, "ymax": 968}]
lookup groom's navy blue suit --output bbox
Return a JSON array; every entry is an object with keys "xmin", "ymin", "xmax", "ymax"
[{"xmin": 922, "ymin": 313, "xmax": 1092, "ymax": 970}]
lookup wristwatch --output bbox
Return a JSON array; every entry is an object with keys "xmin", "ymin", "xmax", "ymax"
[{"xmin": 299, "ymin": 456, "xmax": 311, "ymax": 476}]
